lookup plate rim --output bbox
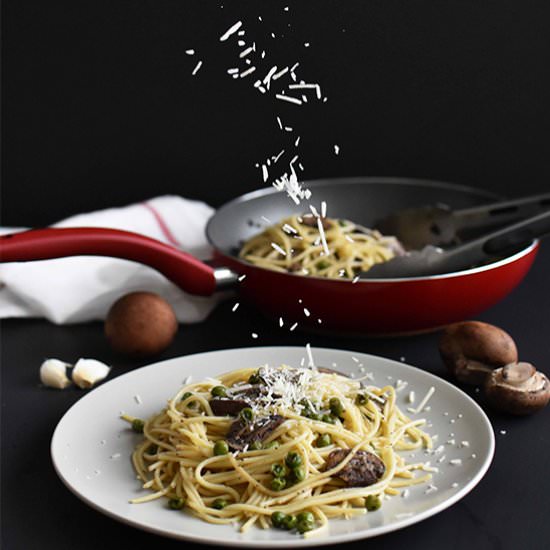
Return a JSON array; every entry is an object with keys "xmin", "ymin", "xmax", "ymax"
[{"xmin": 51, "ymin": 346, "xmax": 496, "ymax": 547}]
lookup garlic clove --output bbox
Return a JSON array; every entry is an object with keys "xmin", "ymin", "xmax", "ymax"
[
  {"xmin": 72, "ymin": 358, "xmax": 111, "ymax": 389},
  {"xmin": 40, "ymin": 359, "xmax": 73, "ymax": 389}
]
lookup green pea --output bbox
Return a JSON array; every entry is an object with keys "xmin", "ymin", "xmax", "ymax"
[
  {"xmin": 315, "ymin": 433, "xmax": 332, "ymax": 447},
  {"xmin": 212, "ymin": 498, "xmax": 228, "ymax": 510},
  {"xmin": 271, "ymin": 477, "xmax": 286, "ymax": 491},
  {"xmin": 285, "ymin": 452, "xmax": 302, "ymax": 469},
  {"xmin": 181, "ymin": 391, "xmax": 196, "ymax": 407},
  {"xmin": 131, "ymin": 419, "xmax": 144, "ymax": 433},
  {"xmin": 168, "ymin": 497, "xmax": 185, "ymax": 510},
  {"xmin": 292, "ymin": 466, "xmax": 306, "ymax": 482},
  {"xmin": 297, "ymin": 511, "xmax": 315, "ymax": 523},
  {"xmin": 365, "ymin": 494, "xmax": 382, "ymax": 511},
  {"xmin": 355, "ymin": 393, "xmax": 368, "ymax": 406},
  {"xmin": 271, "ymin": 511, "xmax": 287, "ymax": 528},
  {"xmin": 265, "ymin": 440, "xmax": 280, "ymax": 450},
  {"xmin": 316, "ymin": 260, "xmax": 330, "ymax": 270},
  {"xmin": 211, "ymin": 386, "xmax": 227, "ymax": 398},
  {"xmin": 271, "ymin": 463, "xmax": 286, "ymax": 478},
  {"xmin": 329, "ymin": 397, "xmax": 344, "ymax": 417},
  {"xmin": 296, "ymin": 511, "xmax": 315, "ymax": 533},
  {"xmin": 213, "ymin": 440, "xmax": 229, "ymax": 456},
  {"xmin": 322, "ymin": 414, "xmax": 336, "ymax": 424},
  {"xmin": 301, "ymin": 406, "xmax": 323, "ymax": 420},
  {"xmin": 239, "ymin": 407, "xmax": 254, "ymax": 422},
  {"xmin": 249, "ymin": 440, "xmax": 263, "ymax": 451},
  {"xmin": 281, "ymin": 514, "xmax": 297, "ymax": 530}
]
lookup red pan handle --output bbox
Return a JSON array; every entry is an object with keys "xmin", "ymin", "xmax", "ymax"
[{"xmin": 0, "ymin": 227, "xmax": 218, "ymax": 296}]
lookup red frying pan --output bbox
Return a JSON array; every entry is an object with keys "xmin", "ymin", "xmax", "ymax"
[{"xmin": 0, "ymin": 178, "xmax": 538, "ymax": 335}]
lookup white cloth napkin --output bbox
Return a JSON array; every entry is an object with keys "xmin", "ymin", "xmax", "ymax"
[{"xmin": 0, "ymin": 196, "xmax": 226, "ymax": 324}]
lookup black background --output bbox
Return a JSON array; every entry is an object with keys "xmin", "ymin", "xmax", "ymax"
[
  {"xmin": 2, "ymin": 2, "xmax": 550, "ymax": 550},
  {"xmin": 3, "ymin": 1, "xmax": 550, "ymax": 227}
]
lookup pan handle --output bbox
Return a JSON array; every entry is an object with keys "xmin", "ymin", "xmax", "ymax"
[{"xmin": 0, "ymin": 227, "xmax": 222, "ymax": 296}]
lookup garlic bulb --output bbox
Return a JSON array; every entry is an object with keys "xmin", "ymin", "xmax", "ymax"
[
  {"xmin": 72, "ymin": 358, "xmax": 111, "ymax": 389},
  {"xmin": 40, "ymin": 359, "xmax": 72, "ymax": 389}
]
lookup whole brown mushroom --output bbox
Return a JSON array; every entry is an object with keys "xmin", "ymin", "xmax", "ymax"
[
  {"xmin": 439, "ymin": 321, "xmax": 518, "ymax": 384},
  {"xmin": 484, "ymin": 362, "xmax": 550, "ymax": 415},
  {"xmin": 105, "ymin": 292, "xmax": 178, "ymax": 357}
]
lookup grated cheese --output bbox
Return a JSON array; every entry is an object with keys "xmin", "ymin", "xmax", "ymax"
[
  {"xmin": 412, "ymin": 386, "xmax": 435, "ymax": 414},
  {"xmin": 263, "ymin": 65, "xmax": 278, "ymax": 89},
  {"xmin": 220, "ymin": 21, "xmax": 242, "ymax": 42},
  {"xmin": 275, "ymin": 94, "xmax": 302, "ymax": 105},
  {"xmin": 239, "ymin": 46, "xmax": 254, "ymax": 58},
  {"xmin": 191, "ymin": 61, "xmax": 203, "ymax": 76},
  {"xmin": 271, "ymin": 243, "xmax": 286, "ymax": 256},
  {"xmin": 317, "ymin": 217, "xmax": 330, "ymax": 255},
  {"xmin": 305, "ymin": 343, "xmax": 315, "ymax": 367},
  {"xmin": 272, "ymin": 67, "xmax": 289, "ymax": 80},
  {"xmin": 240, "ymin": 66, "xmax": 256, "ymax": 78}
]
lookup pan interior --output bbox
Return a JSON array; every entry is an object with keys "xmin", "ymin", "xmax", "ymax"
[{"xmin": 206, "ymin": 177, "xmax": 502, "ymax": 258}]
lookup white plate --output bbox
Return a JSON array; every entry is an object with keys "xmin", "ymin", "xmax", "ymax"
[{"xmin": 51, "ymin": 347, "xmax": 495, "ymax": 547}]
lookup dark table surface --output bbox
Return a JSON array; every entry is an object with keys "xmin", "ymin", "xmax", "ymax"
[{"xmin": 2, "ymin": 246, "xmax": 550, "ymax": 550}]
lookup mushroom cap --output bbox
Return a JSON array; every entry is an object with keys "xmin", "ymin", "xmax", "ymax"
[
  {"xmin": 484, "ymin": 362, "xmax": 550, "ymax": 415},
  {"xmin": 439, "ymin": 321, "xmax": 518, "ymax": 384},
  {"xmin": 105, "ymin": 292, "xmax": 178, "ymax": 357}
]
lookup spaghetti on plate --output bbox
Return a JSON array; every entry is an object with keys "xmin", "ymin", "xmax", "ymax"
[{"xmin": 124, "ymin": 365, "xmax": 433, "ymax": 536}]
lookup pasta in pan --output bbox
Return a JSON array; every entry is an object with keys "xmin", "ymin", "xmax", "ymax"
[
  {"xmin": 239, "ymin": 214, "xmax": 404, "ymax": 279},
  {"xmin": 123, "ymin": 365, "xmax": 433, "ymax": 537}
]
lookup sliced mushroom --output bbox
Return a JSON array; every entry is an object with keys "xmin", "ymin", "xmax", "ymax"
[
  {"xmin": 324, "ymin": 449, "xmax": 385, "ymax": 487},
  {"xmin": 484, "ymin": 362, "xmax": 550, "ymax": 415},
  {"xmin": 210, "ymin": 398, "xmax": 250, "ymax": 416},
  {"xmin": 226, "ymin": 415, "xmax": 285, "ymax": 451},
  {"xmin": 439, "ymin": 321, "xmax": 518, "ymax": 384}
]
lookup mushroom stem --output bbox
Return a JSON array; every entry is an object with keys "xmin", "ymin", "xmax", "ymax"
[{"xmin": 501, "ymin": 362, "xmax": 536, "ymax": 385}]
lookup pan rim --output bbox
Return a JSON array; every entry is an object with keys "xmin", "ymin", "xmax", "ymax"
[{"xmin": 206, "ymin": 177, "xmax": 537, "ymax": 283}]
